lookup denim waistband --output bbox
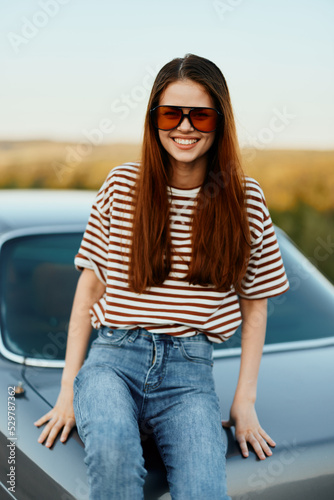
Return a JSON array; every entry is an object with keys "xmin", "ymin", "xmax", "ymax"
[{"xmin": 100, "ymin": 325, "xmax": 210, "ymax": 345}]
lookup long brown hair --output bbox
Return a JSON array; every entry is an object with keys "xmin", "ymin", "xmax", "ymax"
[{"xmin": 129, "ymin": 54, "xmax": 251, "ymax": 293}]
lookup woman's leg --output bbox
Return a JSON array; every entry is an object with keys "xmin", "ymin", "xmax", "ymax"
[
  {"xmin": 143, "ymin": 333, "xmax": 231, "ymax": 500},
  {"xmin": 73, "ymin": 358, "xmax": 147, "ymax": 500},
  {"xmin": 152, "ymin": 392, "xmax": 230, "ymax": 500}
]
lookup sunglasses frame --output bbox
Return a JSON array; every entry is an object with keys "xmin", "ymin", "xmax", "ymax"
[{"xmin": 150, "ymin": 105, "xmax": 223, "ymax": 133}]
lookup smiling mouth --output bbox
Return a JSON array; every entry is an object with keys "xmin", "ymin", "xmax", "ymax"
[{"xmin": 172, "ymin": 138, "xmax": 199, "ymax": 145}]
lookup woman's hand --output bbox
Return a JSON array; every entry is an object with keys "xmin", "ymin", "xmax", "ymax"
[
  {"xmin": 34, "ymin": 386, "xmax": 76, "ymax": 448},
  {"xmin": 222, "ymin": 400, "xmax": 276, "ymax": 460}
]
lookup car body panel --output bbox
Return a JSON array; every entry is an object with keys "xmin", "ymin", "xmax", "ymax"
[
  {"xmin": 0, "ymin": 189, "xmax": 333, "ymax": 499},
  {"xmin": 20, "ymin": 344, "xmax": 334, "ymax": 499},
  {"xmin": 0, "ymin": 190, "xmax": 96, "ymax": 234}
]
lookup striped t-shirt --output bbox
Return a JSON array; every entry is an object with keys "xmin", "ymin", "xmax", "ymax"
[{"xmin": 74, "ymin": 163, "xmax": 289, "ymax": 343}]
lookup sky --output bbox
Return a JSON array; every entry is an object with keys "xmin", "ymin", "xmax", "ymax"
[{"xmin": 1, "ymin": 0, "xmax": 333, "ymax": 149}]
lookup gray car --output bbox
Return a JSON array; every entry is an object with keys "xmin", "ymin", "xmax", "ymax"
[{"xmin": 0, "ymin": 190, "xmax": 333, "ymax": 500}]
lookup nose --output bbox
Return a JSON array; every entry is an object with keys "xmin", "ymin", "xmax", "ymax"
[{"xmin": 177, "ymin": 114, "xmax": 194, "ymax": 131}]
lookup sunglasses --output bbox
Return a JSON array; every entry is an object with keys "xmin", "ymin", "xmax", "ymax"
[{"xmin": 150, "ymin": 105, "xmax": 223, "ymax": 133}]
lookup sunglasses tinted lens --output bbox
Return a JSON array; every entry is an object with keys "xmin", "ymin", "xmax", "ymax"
[
  {"xmin": 154, "ymin": 106, "xmax": 182, "ymax": 130},
  {"xmin": 190, "ymin": 108, "xmax": 218, "ymax": 132}
]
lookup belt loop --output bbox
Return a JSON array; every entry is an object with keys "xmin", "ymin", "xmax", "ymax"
[
  {"xmin": 171, "ymin": 336, "xmax": 180, "ymax": 348},
  {"xmin": 127, "ymin": 328, "xmax": 140, "ymax": 343}
]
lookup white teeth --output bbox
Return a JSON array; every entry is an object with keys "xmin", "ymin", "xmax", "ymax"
[{"xmin": 173, "ymin": 138, "xmax": 198, "ymax": 145}]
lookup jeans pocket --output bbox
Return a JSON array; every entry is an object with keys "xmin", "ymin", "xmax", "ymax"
[
  {"xmin": 91, "ymin": 326, "xmax": 130, "ymax": 348},
  {"xmin": 179, "ymin": 337, "xmax": 214, "ymax": 366}
]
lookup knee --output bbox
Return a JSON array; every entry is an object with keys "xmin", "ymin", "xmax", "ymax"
[
  {"xmin": 84, "ymin": 424, "xmax": 144, "ymax": 473},
  {"xmin": 169, "ymin": 469, "xmax": 230, "ymax": 500},
  {"xmin": 83, "ymin": 426, "xmax": 147, "ymax": 498}
]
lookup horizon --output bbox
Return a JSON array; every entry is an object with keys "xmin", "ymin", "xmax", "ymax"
[
  {"xmin": 1, "ymin": 0, "xmax": 333, "ymax": 150},
  {"xmin": 0, "ymin": 138, "xmax": 333, "ymax": 153}
]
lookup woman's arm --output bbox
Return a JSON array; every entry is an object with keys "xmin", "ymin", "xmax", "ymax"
[
  {"xmin": 222, "ymin": 297, "xmax": 276, "ymax": 460},
  {"xmin": 34, "ymin": 268, "xmax": 105, "ymax": 447}
]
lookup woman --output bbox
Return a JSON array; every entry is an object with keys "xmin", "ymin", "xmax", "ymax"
[{"xmin": 35, "ymin": 54, "xmax": 289, "ymax": 499}]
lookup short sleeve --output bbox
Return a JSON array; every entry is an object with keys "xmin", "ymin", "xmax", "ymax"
[
  {"xmin": 238, "ymin": 178, "xmax": 290, "ymax": 299},
  {"xmin": 74, "ymin": 171, "xmax": 114, "ymax": 284}
]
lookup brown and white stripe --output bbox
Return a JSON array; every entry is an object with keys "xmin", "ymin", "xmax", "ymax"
[{"xmin": 75, "ymin": 163, "xmax": 289, "ymax": 343}]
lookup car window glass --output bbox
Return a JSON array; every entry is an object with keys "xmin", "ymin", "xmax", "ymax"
[
  {"xmin": 0, "ymin": 231, "xmax": 333, "ymax": 360},
  {"xmin": 0, "ymin": 233, "xmax": 97, "ymax": 360},
  {"xmin": 215, "ymin": 232, "xmax": 334, "ymax": 350}
]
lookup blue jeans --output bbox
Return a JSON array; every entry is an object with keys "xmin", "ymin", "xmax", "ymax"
[{"xmin": 73, "ymin": 327, "xmax": 231, "ymax": 500}]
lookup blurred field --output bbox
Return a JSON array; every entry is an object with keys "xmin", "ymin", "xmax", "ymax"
[
  {"xmin": 242, "ymin": 148, "xmax": 334, "ymax": 212},
  {"xmin": 0, "ymin": 141, "xmax": 333, "ymax": 211},
  {"xmin": 0, "ymin": 141, "xmax": 333, "ymax": 281},
  {"xmin": 0, "ymin": 140, "xmax": 142, "ymax": 190}
]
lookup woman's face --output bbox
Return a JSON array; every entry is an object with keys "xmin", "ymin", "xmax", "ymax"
[{"xmin": 158, "ymin": 80, "xmax": 216, "ymax": 169}]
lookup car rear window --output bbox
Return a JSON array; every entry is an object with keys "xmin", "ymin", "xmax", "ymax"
[
  {"xmin": 0, "ymin": 233, "xmax": 95, "ymax": 360},
  {"xmin": 217, "ymin": 232, "xmax": 334, "ymax": 350},
  {"xmin": 0, "ymin": 231, "xmax": 333, "ymax": 360}
]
